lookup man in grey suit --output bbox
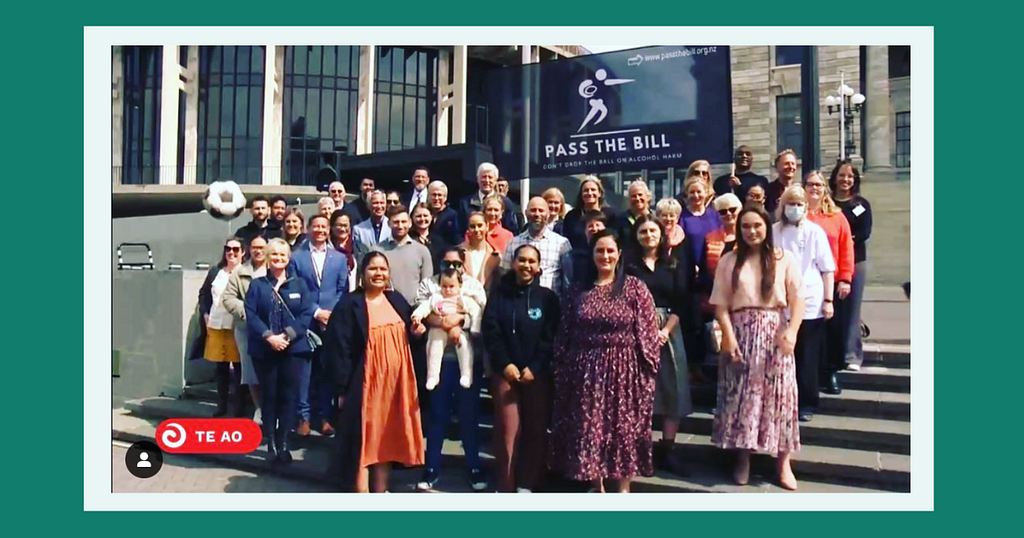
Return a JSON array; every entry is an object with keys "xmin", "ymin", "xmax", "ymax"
[{"xmin": 352, "ymin": 190, "xmax": 392, "ymax": 250}]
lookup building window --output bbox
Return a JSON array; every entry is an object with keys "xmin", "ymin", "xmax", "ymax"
[
  {"xmin": 374, "ymin": 46, "xmax": 438, "ymax": 152},
  {"xmin": 121, "ymin": 46, "xmax": 162, "ymax": 185},
  {"xmin": 895, "ymin": 111, "xmax": 910, "ymax": 168},
  {"xmin": 776, "ymin": 94, "xmax": 803, "ymax": 159},
  {"xmin": 889, "ymin": 46, "xmax": 911, "ymax": 79},
  {"xmin": 775, "ymin": 46, "xmax": 807, "ymax": 67},
  {"xmin": 282, "ymin": 46, "xmax": 359, "ymax": 186},
  {"xmin": 196, "ymin": 46, "xmax": 265, "ymax": 185}
]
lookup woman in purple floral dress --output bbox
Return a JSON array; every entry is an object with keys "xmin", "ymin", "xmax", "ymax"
[
  {"xmin": 710, "ymin": 205, "xmax": 804, "ymax": 490},
  {"xmin": 549, "ymin": 230, "xmax": 661, "ymax": 493}
]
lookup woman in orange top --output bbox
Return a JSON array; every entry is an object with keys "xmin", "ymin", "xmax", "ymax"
[
  {"xmin": 483, "ymin": 195, "xmax": 514, "ymax": 256},
  {"xmin": 803, "ymin": 171, "xmax": 854, "ymax": 395},
  {"xmin": 324, "ymin": 251, "xmax": 427, "ymax": 492}
]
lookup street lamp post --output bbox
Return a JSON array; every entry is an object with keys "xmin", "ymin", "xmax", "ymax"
[{"xmin": 824, "ymin": 70, "xmax": 866, "ymax": 163}]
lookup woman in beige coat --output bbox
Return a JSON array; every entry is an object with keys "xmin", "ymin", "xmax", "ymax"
[{"xmin": 222, "ymin": 235, "xmax": 268, "ymax": 421}]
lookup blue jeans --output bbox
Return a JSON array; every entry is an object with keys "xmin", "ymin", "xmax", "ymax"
[
  {"xmin": 425, "ymin": 357, "xmax": 481, "ymax": 471},
  {"xmin": 295, "ymin": 349, "xmax": 333, "ymax": 424}
]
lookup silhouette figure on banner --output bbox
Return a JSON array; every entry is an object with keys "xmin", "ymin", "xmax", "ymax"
[{"xmin": 577, "ymin": 69, "xmax": 634, "ymax": 133}]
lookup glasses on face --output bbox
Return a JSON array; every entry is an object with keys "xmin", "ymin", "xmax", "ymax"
[
  {"xmin": 387, "ymin": 199, "xmax": 400, "ymax": 206},
  {"xmin": 441, "ymin": 260, "xmax": 464, "ymax": 270},
  {"xmin": 329, "ymin": 189, "xmax": 344, "ymax": 195},
  {"xmin": 718, "ymin": 207, "xmax": 739, "ymax": 216},
  {"xmin": 224, "ymin": 246, "xmax": 242, "ymax": 253},
  {"xmin": 805, "ymin": 182, "xmax": 825, "ymax": 189}
]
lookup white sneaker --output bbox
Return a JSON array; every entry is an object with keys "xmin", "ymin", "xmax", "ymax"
[
  {"xmin": 516, "ymin": 487, "xmax": 532, "ymax": 493},
  {"xmin": 253, "ymin": 408, "xmax": 262, "ymax": 425},
  {"xmin": 847, "ymin": 363, "xmax": 861, "ymax": 372}
]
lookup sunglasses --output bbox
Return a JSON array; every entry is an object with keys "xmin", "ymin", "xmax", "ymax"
[
  {"xmin": 718, "ymin": 207, "xmax": 739, "ymax": 216},
  {"xmin": 224, "ymin": 246, "xmax": 242, "ymax": 253},
  {"xmin": 441, "ymin": 261, "xmax": 464, "ymax": 269}
]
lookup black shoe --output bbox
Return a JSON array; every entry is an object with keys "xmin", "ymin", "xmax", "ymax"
[
  {"xmin": 265, "ymin": 437, "xmax": 278, "ymax": 462},
  {"xmin": 799, "ymin": 411, "xmax": 813, "ymax": 422},
  {"xmin": 275, "ymin": 431, "xmax": 293, "ymax": 464},
  {"xmin": 821, "ymin": 373, "xmax": 842, "ymax": 395},
  {"xmin": 662, "ymin": 447, "xmax": 691, "ymax": 477},
  {"xmin": 468, "ymin": 468, "xmax": 488, "ymax": 492},
  {"xmin": 416, "ymin": 468, "xmax": 440, "ymax": 491}
]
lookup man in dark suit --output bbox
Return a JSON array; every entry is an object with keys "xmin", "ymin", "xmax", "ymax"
[
  {"xmin": 427, "ymin": 180, "xmax": 460, "ymax": 247},
  {"xmin": 456, "ymin": 162, "xmax": 521, "ymax": 235},
  {"xmin": 349, "ymin": 177, "xmax": 375, "ymax": 224},
  {"xmin": 407, "ymin": 166, "xmax": 431, "ymax": 212},
  {"xmin": 289, "ymin": 213, "xmax": 349, "ymax": 437}
]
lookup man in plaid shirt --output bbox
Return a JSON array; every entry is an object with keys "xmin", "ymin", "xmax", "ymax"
[{"xmin": 500, "ymin": 197, "xmax": 572, "ymax": 296}]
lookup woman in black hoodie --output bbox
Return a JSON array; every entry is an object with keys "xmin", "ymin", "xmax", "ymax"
[{"xmin": 482, "ymin": 244, "xmax": 561, "ymax": 492}]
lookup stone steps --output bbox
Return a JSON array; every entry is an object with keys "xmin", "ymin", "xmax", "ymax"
[{"xmin": 837, "ymin": 366, "xmax": 911, "ymax": 393}]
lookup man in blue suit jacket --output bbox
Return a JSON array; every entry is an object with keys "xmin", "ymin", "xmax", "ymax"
[{"xmin": 289, "ymin": 213, "xmax": 349, "ymax": 437}]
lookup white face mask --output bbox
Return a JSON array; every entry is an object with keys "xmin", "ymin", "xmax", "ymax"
[{"xmin": 785, "ymin": 204, "xmax": 806, "ymax": 222}]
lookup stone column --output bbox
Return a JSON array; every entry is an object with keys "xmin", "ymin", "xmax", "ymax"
[
  {"xmin": 863, "ymin": 46, "xmax": 894, "ymax": 174},
  {"xmin": 356, "ymin": 45, "xmax": 376, "ymax": 155},
  {"xmin": 182, "ymin": 46, "xmax": 199, "ymax": 185},
  {"xmin": 158, "ymin": 46, "xmax": 183, "ymax": 185},
  {"xmin": 261, "ymin": 45, "xmax": 284, "ymax": 185},
  {"xmin": 112, "ymin": 46, "xmax": 124, "ymax": 186}
]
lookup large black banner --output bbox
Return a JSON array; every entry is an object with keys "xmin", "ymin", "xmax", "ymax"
[{"xmin": 479, "ymin": 45, "xmax": 733, "ymax": 178}]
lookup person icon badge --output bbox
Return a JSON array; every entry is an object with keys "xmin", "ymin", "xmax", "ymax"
[{"xmin": 126, "ymin": 440, "xmax": 163, "ymax": 479}]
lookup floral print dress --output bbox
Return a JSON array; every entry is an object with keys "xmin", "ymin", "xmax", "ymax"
[{"xmin": 548, "ymin": 276, "xmax": 661, "ymax": 481}]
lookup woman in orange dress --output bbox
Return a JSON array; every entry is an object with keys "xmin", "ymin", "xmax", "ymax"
[{"xmin": 324, "ymin": 251, "xmax": 427, "ymax": 492}]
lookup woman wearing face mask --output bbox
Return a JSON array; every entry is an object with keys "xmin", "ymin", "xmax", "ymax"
[
  {"xmin": 483, "ymin": 244, "xmax": 561, "ymax": 492},
  {"xmin": 244, "ymin": 238, "xmax": 316, "ymax": 464},
  {"xmin": 329, "ymin": 210, "xmax": 367, "ymax": 293},
  {"xmin": 562, "ymin": 175, "xmax": 617, "ymax": 249},
  {"xmin": 829, "ymin": 163, "xmax": 873, "ymax": 371},
  {"xmin": 803, "ymin": 171, "xmax": 855, "ymax": 395},
  {"xmin": 625, "ymin": 216, "xmax": 700, "ymax": 477},
  {"xmin": 282, "ymin": 208, "xmax": 308, "ymax": 252},
  {"xmin": 461, "ymin": 212, "xmax": 500, "ymax": 290},
  {"xmin": 199, "ymin": 237, "xmax": 245, "ymax": 416},
  {"xmin": 773, "ymin": 186, "xmax": 836, "ymax": 423},
  {"xmin": 549, "ymin": 230, "xmax": 661, "ymax": 493},
  {"xmin": 222, "ymin": 235, "xmax": 269, "ymax": 421},
  {"xmin": 710, "ymin": 205, "xmax": 804, "ymax": 490}
]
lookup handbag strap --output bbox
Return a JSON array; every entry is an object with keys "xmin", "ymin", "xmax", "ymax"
[{"xmin": 270, "ymin": 281, "xmax": 299, "ymax": 323}]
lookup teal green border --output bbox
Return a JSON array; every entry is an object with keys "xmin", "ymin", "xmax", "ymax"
[{"xmin": 20, "ymin": 0, "xmax": 951, "ymax": 525}]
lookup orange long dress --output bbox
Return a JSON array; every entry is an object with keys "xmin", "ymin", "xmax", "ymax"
[{"xmin": 359, "ymin": 297, "xmax": 425, "ymax": 468}]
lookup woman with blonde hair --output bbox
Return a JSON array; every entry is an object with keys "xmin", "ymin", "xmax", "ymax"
[
  {"xmin": 772, "ymin": 185, "xmax": 836, "ymax": 423},
  {"xmin": 655, "ymin": 197, "xmax": 686, "ymax": 255},
  {"xmin": 482, "ymin": 194, "xmax": 515, "ymax": 256},
  {"xmin": 803, "ymin": 171, "xmax": 854, "ymax": 395},
  {"xmin": 679, "ymin": 175, "xmax": 721, "ymax": 274},
  {"xmin": 542, "ymin": 187, "xmax": 568, "ymax": 235},
  {"xmin": 685, "ymin": 159, "xmax": 713, "ymax": 199}
]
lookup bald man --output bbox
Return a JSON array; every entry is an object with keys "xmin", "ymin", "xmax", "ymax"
[{"xmin": 499, "ymin": 197, "xmax": 571, "ymax": 296}]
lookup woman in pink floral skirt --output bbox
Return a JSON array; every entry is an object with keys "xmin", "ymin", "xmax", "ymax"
[{"xmin": 709, "ymin": 205, "xmax": 805, "ymax": 490}]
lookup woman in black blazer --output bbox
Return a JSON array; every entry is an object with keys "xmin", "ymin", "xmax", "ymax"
[{"xmin": 324, "ymin": 251, "xmax": 427, "ymax": 492}]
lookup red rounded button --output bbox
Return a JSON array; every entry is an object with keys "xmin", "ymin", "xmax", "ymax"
[{"xmin": 155, "ymin": 418, "xmax": 262, "ymax": 454}]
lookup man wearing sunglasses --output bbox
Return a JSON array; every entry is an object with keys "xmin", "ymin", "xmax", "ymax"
[
  {"xmin": 327, "ymin": 181, "xmax": 363, "ymax": 225},
  {"xmin": 713, "ymin": 145, "xmax": 770, "ymax": 203}
]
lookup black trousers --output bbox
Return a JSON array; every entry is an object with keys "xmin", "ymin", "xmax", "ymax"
[
  {"xmin": 795, "ymin": 318, "xmax": 825, "ymax": 411},
  {"xmin": 824, "ymin": 285, "xmax": 854, "ymax": 374},
  {"xmin": 253, "ymin": 353, "xmax": 302, "ymax": 445}
]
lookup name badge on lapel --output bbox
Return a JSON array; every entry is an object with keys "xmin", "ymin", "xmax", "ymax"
[{"xmin": 289, "ymin": 293, "xmax": 301, "ymax": 299}]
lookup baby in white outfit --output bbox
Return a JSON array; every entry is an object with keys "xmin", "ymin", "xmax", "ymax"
[{"xmin": 411, "ymin": 270, "xmax": 481, "ymax": 389}]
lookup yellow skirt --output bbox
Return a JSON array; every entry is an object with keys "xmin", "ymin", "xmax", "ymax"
[{"xmin": 204, "ymin": 328, "xmax": 240, "ymax": 363}]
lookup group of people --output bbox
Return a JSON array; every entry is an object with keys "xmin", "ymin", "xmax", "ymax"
[{"xmin": 194, "ymin": 151, "xmax": 872, "ymax": 493}]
